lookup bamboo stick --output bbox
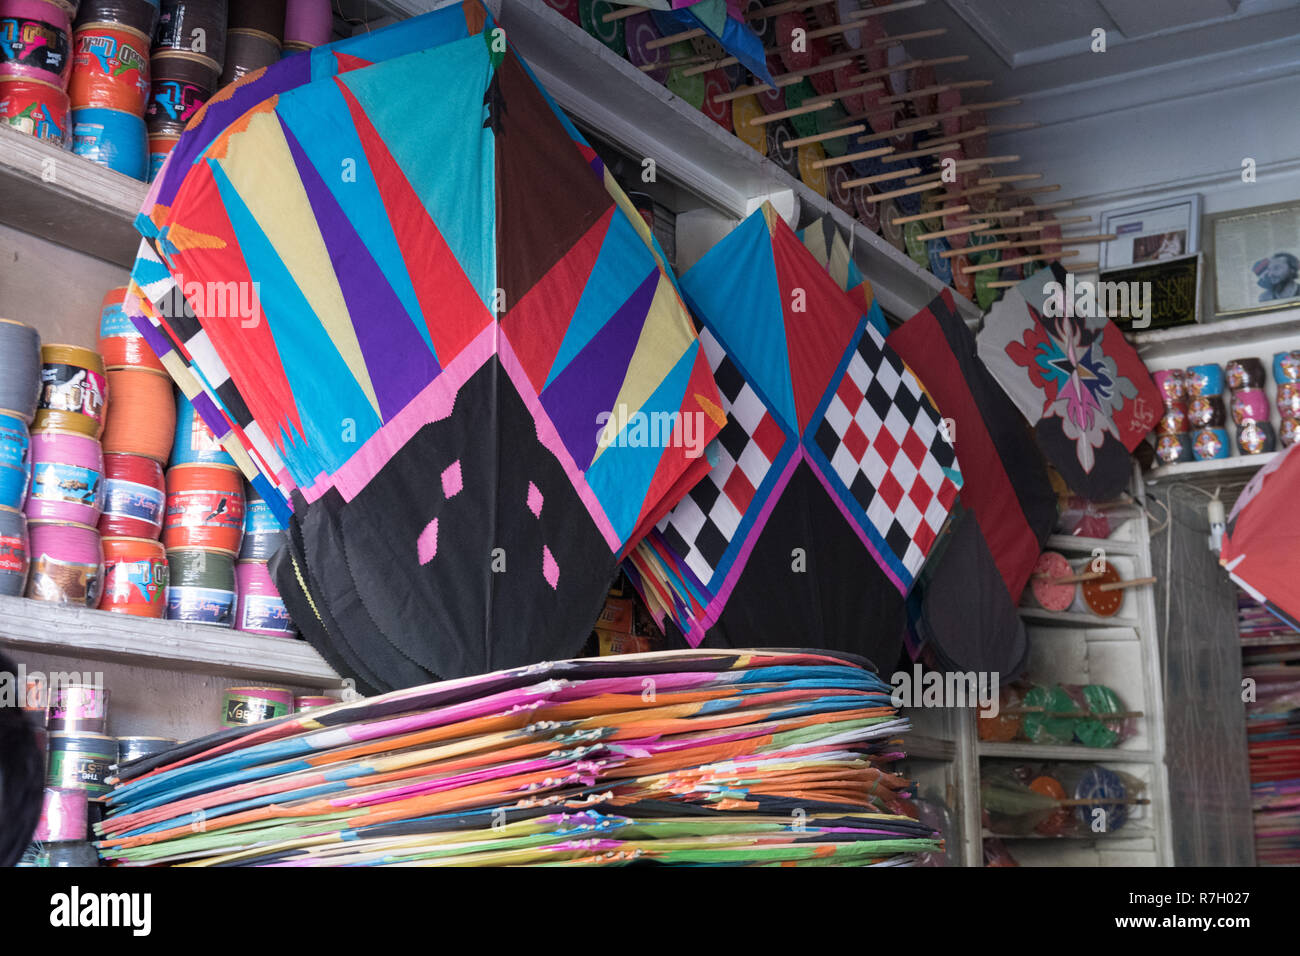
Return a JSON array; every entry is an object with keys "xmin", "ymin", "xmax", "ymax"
[
  {"xmin": 978, "ymin": 173, "xmax": 1042, "ymax": 185},
  {"xmin": 842, "ymin": 165, "xmax": 923, "ymax": 188},
  {"xmin": 786, "ymin": 124, "xmax": 867, "ymax": 148},
  {"xmin": 646, "ymin": 27, "xmax": 705, "ymax": 50},
  {"xmin": 1097, "ymin": 576, "xmax": 1157, "ymax": 593},
  {"xmin": 863, "ymin": 180, "xmax": 946, "ymax": 203},
  {"xmin": 810, "ymin": 144, "xmax": 897, "ymax": 169},
  {"xmin": 916, "ymin": 221, "xmax": 991, "ymax": 241},
  {"xmin": 880, "ymin": 79, "xmax": 991, "ymax": 104},
  {"xmin": 602, "ymin": 4, "xmax": 648, "ymax": 23},
  {"xmin": 961, "ymin": 252, "xmax": 1079, "ymax": 274},
  {"xmin": 1025, "ymin": 233, "xmax": 1118, "ymax": 245},
  {"xmin": 1033, "ymin": 570, "xmax": 1106, "ymax": 585},
  {"xmin": 716, "ymin": 56, "xmax": 856, "ymax": 101},
  {"xmin": 890, "ymin": 204, "xmax": 969, "ymax": 225}
]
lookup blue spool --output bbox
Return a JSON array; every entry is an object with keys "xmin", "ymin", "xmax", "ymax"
[
  {"xmin": 1192, "ymin": 427, "xmax": 1230, "ymax": 461},
  {"xmin": 927, "ymin": 237, "xmax": 953, "ymax": 285},
  {"xmin": 1186, "ymin": 362, "xmax": 1224, "ymax": 397},
  {"xmin": 0, "ymin": 411, "xmax": 30, "ymax": 509},
  {"xmin": 1072, "ymin": 766, "xmax": 1129, "ymax": 832},
  {"xmin": 71, "ymin": 108, "xmax": 148, "ymax": 180},
  {"xmin": 170, "ymin": 392, "xmax": 235, "ymax": 467},
  {"xmin": 1273, "ymin": 351, "xmax": 1300, "ymax": 385}
]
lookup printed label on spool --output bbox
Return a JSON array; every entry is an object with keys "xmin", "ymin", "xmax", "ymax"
[
  {"xmin": 46, "ymin": 749, "xmax": 112, "ymax": 795},
  {"xmin": 166, "ymin": 584, "xmax": 235, "ymax": 625},
  {"xmin": 0, "ymin": 419, "xmax": 27, "ymax": 468},
  {"xmin": 104, "ymin": 557, "xmax": 168, "ymax": 605},
  {"xmin": 147, "ymin": 78, "xmax": 207, "ymax": 124},
  {"xmin": 239, "ymin": 594, "xmax": 293, "ymax": 635},
  {"xmin": 224, "ymin": 694, "xmax": 289, "ymax": 725},
  {"xmin": 98, "ymin": 299, "xmax": 137, "ymax": 339},
  {"xmin": 184, "ymin": 415, "xmax": 224, "ymax": 455},
  {"xmin": 40, "ymin": 363, "xmax": 107, "ymax": 419},
  {"xmin": 243, "ymin": 497, "xmax": 279, "ymax": 536},
  {"xmin": 0, "ymin": 533, "xmax": 26, "ymax": 573},
  {"xmin": 166, "ymin": 488, "xmax": 244, "ymax": 531},
  {"xmin": 0, "ymin": 17, "xmax": 71, "ymax": 75},
  {"xmin": 72, "ymin": 26, "xmax": 150, "ymax": 109},
  {"xmin": 28, "ymin": 555, "xmax": 102, "ymax": 606},
  {"xmin": 0, "ymin": 78, "xmax": 70, "ymax": 144},
  {"xmin": 103, "ymin": 477, "xmax": 164, "ymax": 525},
  {"xmin": 31, "ymin": 461, "xmax": 100, "ymax": 507}
]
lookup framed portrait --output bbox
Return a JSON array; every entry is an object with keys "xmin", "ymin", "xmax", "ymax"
[
  {"xmin": 1099, "ymin": 194, "xmax": 1201, "ymax": 270},
  {"xmin": 1205, "ymin": 200, "xmax": 1300, "ymax": 316}
]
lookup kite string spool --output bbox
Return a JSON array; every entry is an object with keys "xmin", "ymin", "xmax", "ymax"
[
  {"xmin": 0, "ymin": 507, "xmax": 29, "ymax": 596},
  {"xmin": 25, "ymin": 519, "xmax": 104, "ymax": 607},
  {"xmin": 98, "ymin": 286, "xmax": 164, "ymax": 372},
  {"xmin": 163, "ymin": 462, "xmax": 245, "ymax": 553},
  {"xmin": 0, "ymin": 320, "xmax": 42, "ymax": 422},
  {"xmin": 165, "ymin": 546, "xmax": 236, "ymax": 627},
  {"xmin": 98, "ymin": 452, "xmax": 165, "ymax": 539},
  {"xmin": 34, "ymin": 343, "xmax": 107, "ymax": 438},
  {"xmin": 101, "ymin": 367, "xmax": 175, "ymax": 463},
  {"xmin": 26, "ymin": 429, "xmax": 104, "ymax": 525}
]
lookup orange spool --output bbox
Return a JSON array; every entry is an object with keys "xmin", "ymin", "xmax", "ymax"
[
  {"xmin": 101, "ymin": 367, "xmax": 175, "ymax": 463},
  {"xmin": 69, "ymin": 23, "xmax": 152, "ymax": 114},
  {"xmin": 99, "ymin": 535, "xmax": 168, "ymax": 617},
  {"xmin": 98, "ymin": 286, "xmax": 164, "ymax": 371},
  {"xmin": 1030, "ymin": 775, "xmax": 1071, "ymax": 836},
  {"xmin": 163, "ymin": 463, "xmax": 244, "ymax": 553},
  {"xmin": 1080, "ymin": 560, "xmax": 1124, "ymax": 617}
]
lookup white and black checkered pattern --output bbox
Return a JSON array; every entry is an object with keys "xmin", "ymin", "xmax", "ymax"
[
  {"xmin": 656, "ymin": 328, "xmax": 789, "ymax": 587},
  {"xmin": 814, "ymin": 322, "xmax": 959, "ymax": 580}
]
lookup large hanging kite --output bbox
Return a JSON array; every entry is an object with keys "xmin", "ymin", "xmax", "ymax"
[
  {"xmin": 124, "ymin": 5, "xmax": 723, "ymax": 691},
  {"xmin": 1223, "ymin": 445, "xmax": 1300, "ymax": 631},
  {"xmin": 630, "ymin": 205, "xmax": 962, "ymax": 666}
]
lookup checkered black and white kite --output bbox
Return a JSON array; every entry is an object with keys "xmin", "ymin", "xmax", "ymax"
[{"xmin": 629, "ymin": 205, "xmax": 962, "ymax": 665}]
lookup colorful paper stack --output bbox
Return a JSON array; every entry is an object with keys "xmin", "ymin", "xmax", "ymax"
[{"xmin": 97, "ymin": 649, "xmax": 939, "ymax": 866}]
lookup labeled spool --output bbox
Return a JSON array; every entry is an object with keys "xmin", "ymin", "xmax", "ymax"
[
  {"xmin": 0, "ymin": 319, "xmax": 41, "ymax": 422},
  {"xmin": 1225, "ymin": 357, "xmax": 1265, "ymax": 391},
  {"xmin": 1187, "ymin": 394, "xmax": 1225, "ymax": 428},
  {"xmin": 1155, "ymin": 432, "xmax": 1193, "ymax": 465},
  {"xmin": 47, "ymin": 682, "xmax": 108, "ymax": 732},
  {"xmin": 1238, "ymin": 420, "xmax": 1276, "ymax": 456},
  {"xmin": 101, "ymin": 365, "xmax": 175, "ymax": 461},
  {"xmin": 27, "ymin": 428, "xmax": 102, "ymax": 524},
  {"xmin": 153, "ymin": 0, "xmax": 226, "ymax": 75},
  {"xmin": 163, "ymin": 462, "xmax": 244, "ymax": 551},
  {"xmin": 0, "ymin": 410, "xmax": 31, "ymax": 510},
  {"xmin": 146, "ymin": 129, "xmax": 177, "ymax": 180},
  {"xmin": 116, "ymin": 734, "xmax": 175, "ymax": 763},
  {"xmin": 145, "ymin": 50, "xmax": 215, "ymax": 134},
  {"xmin": 1231, "ymin": 387, "xmax": 1269, "ymax": 426},
  {"xmin": 222, "ymin": 685, "xmax": 291, "ymax": 727},
  {"xmin": 1155, "ymin": 404, "xmax": 1188, "ymax": 436},
  {"xmin": 98, "ymin": 285, "xmax": 163, "ymax": 371},
  {"xmin": 1276, "ymin": 381, "xmax": 1300, "ymax": 420},
  {"xmin": 1185, "ymin": 362, "xmax": 1223, "ymax": 397},
  {"xmin": 238, "ymin": 484, "xmax": 284, "ymax": 559},
  {"xmin": 294, "ymin": 695, "xmax": 332, "ymax": 712},
  {"xmin": 0, "ymin": 0, "xmax": 72, "ymax": 87},
  {"xmin": 1274, "ymin": 350, "xmax": 1300, "ymax": 385},
  {"xmin": 98, "ymin": 452, "xmax": 164, "ymax": 537},
  {"xmin": 165, "ymin": 545, "xmax": 235, "ymax": 626},
  {"xmin": 46, "ymin": 731, "xmax": 116, "ymax": 797},
  {"xmin": 171, "ymin": 391, "xmax": 233, "ymax": 466},
  {"xmin": 99, "ymin": 534, "xmax": 167, "ymax": 616},
  {"xmin": 0, "ymin": 74, "xmax": 70, "ymax": 143},
  {"xmin": 34, "ymin": 787, "xmax": 88, "ymax": 842},
  {"xmin": 69, "ymin": 21, "xmax": 150, "ymax": 113},
  {"xmin": 1191, "ymin": 427, "xmax": 1229, "ymax": 461},
  {"xmin": 73, "ymin": 0, "xmax": 159, "ymax": 36},
  {"xmin": 1282, "ymin": 418, "xmax": 1300, "ymax": 448},
  {"xmin": 72, "ymin": 105, "xmax": 147, "ymax": 177},
  {"xmin": 0, "ymin": 506, "xmax": 30, "ymax": 596},
  {"xmin": 219, "ymin": 27, "xmax": 277, "ymax": 85},
  {"xmin": 34, "ymin": 343, "xmax": 107, "ymax": 437},
  {"xmin": 1152, "ymin": 369, "xmax": 1185, "ymax": 405},
  {"xmin": 26, "ymin": 519, "xmax": 102, "ymax": 605},
  {"xmin": 235, "ymin": 558, "xmax": 293, "ymax": 636}
]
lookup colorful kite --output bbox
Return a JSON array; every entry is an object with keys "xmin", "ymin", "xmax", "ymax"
[
  {"xmin": 1223, "ymin": 444, "xmax": 1300, "ymax": 631},
  {"xmin": 630, "ymin": 205, "xmax": 961, "ymax": 665},
  {"xmin": 977, "ymin": 265, "xmax": 1160, "ymax": 499},
  {"xmin": 124, "ymin": 8, "xmax": 724, "ymax": 690}
]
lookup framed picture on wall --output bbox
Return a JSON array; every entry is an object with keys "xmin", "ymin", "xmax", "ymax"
[
  {"xmin": 1205, "ymin": 200, "xmax": 1300, "ymax": 316},
  {"xmin": 1099, "ymin": 195, "xmax": 1201, "ymax": 270}
]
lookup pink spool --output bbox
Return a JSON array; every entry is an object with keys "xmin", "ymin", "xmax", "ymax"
[
  {"xmin": 26, "ymin": 519, "xmax": 103, "ymax": 606},
  {"xmin": 1232, "ymin": 388, "xmax": 1270, "ymax": 426},
  {"xmin": 26, "ymin": 428, "xmax": 103, "ymax": 525},
  {"xmin": 34, "ymin": 787, "xmax": 88, "ymax": 842},
  {"xmin": 0, "ymin": 0, "xmax": 72, "ymax": 88},
  {"xmin": 1028, "ymin": 550, "xmax": 1074, "ymax": 612},
  {"xmin": 282, "ymin": 0, "xmax": 329, "ymax": 51},
  {"xmin": 234, "ymin": 558, "xmax": 294, "ymax": 636},
  {"xmin": 294, "ymin": 695, "xmax": 333, "ymax": 712}
]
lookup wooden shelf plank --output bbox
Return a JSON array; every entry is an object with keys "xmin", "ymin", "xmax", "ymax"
[
  {"xmin": 1144, "ymin": 450, "xmax": 1278, "ymax": 484},
  {"xmin": 978, "ymin": 741, "xmax": 1154, "ymax": 763},
  {"xmin": 0, "ymin": 127, "xmax": 146, "ymax": 268},
  {"xmin": 1129, "ymin": 306, "xmax": 1300, "ymax": 361},
  {"xmin": 0, "ymin": 595, "xmax": 342, "ymax": 686}
]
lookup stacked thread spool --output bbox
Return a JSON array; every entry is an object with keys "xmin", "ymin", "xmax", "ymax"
[
  {"xmin": 281, "ymin": 0, "xmax": 328, "ymax": 57},
  {"xmin": 1227, "ymin": 357, "xmax": 1276, "ymax": 456},
  {"xmin": 164, "ymin": 391, "xmax": 241, "ymax": 626},
  {"xmin": 68, "ymin": 0, "xmax": 159, "ymax": 179},
  {"xmin": 0, "ymin": 317, "xmax": 41, "ymax": 596},
  {"xmin": 27, "ymin": 341, "xmax": 107, "ymax": 607},
  {"xmin": 220, "ymin": 0, "xmax": 281, "ymax": 86},
  {"xmin": 1185, "ymin": 363, "xmax": 1229, "ymax": 461},
  {"xmin": 97, "ymin": 284, "xmax": 174, "ymax": 618},
  {"xmin": 1273, "ymin": 351, "xmax": 1300, "ymax": 448},
  {"xmin": 1152, "ymin": 369, "xmax": 1192, "ymax": 465},
  {"xmin": 146, "ymin": 0, "xmax": 226, "ymax": 180},
  {"xmin": 237, "ymin": 482, "xmax": 294, "ymax": 637},
  {"xmin": 0, "ymin": 0, "xmax": 75, "ymax": 147}
]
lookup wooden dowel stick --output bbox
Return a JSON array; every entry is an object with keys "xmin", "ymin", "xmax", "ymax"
[
  {"xmin": 810, "ymin": 144, "xmax": 897, "ymax": 169},
  {"xmin": 958, "ymin": 209, "xmax": 1026, "ymax": 220},
  {"xmin": 786, "ymin": 124, "xmax": 867, "ymax": 147},
  {"xmin": 978, "ymin": 173, "xmax": 1042, "ymax": 185},
  {"xmin": 937, "ymin": 183, "xmax": 1001, "ymax": 201},
  {"xmin": 646, "ymin": 27, "xmax": 704, "ymax": 50},
  {"xmin": 681, "ymin": 55, "xmax": 738, "ymax": 77},
  {"xmin": 1098, "ymin": 576, "xmax": 1157, "ymax": 592},
  {"xmin": 1005, "ymin": 184, "xmax": 1061, "ymax": 196},
  {"xmin": 883, "ymin": 140, "xmax": 961, "ymax": 162},
  {"xmin": 747, "ymin": 96, "xmax": 837, "ymax": 126},
  {"xmin": 987, "ymin": 280, "xmax": 1018, "ymax": 288},
  {"xmin": 1029, "ymin": 199, "xmax": 1076, "ymax": 212},
  {"xmin": 864, "ymin": 180, "xmax": 946, "ymax": 203},
  {"xmin": 602, "ymin": 4, "xmax": 647, "ymax": 23},
  {"xmin": 718, "ymin": 56, "xmax": 856, "ymax": 101},
  {"xmin": 1066, "ymin": 260, "xmax": 1099, "ymax": 271},
  {"xmin": 1033, "ymin": 570, "xmax": 1106, "ymax": 584},
  {"xmin": 1025, "ymin": 233, "xmax": 1117, "ymax": 245},
  {"xmin": 916, "ymin": 222, "xmax": 990, "ymax": 241},
  {"xmin": 890, "ymin": 204, "xmax": 969, "ymax": 225},
  {"xmin": 852, "ymin": 119, "xmax": 939, "ymax": 144},
  {"xmin": 881, "ymin": 79, "xmax": 991, "ymax": 104},
  {"xmin": 842, "ymin": 166, "xmax": 923, "ymax": 188},
  {"xmin": 962, "ymin": 252, "xmax": 1079, "ymax": 274}
]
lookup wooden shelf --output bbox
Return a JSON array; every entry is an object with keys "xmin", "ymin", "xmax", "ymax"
[
  {"xmin": 1130, "ymin": 306, "xmax": 1300, "ymax": 361},
  {"xmin": 0, "ymin": 126, "xmax": 146, "ymax": 268},
  {"xmin": 1144, "ymin": 450, "xmax": 1278, "ymax": 484},
  {"xmin": 0, "ymin": 595, "xmax": 341, "ymax": 686},
  {"xmin": 978, "ymin": 741, "xmax": 1154, "ymax": 763},
  {"xmin": 1045, "ymin": 533, "xmax": 1142, "ymax": 556},
  {"xmin": 1018, "ymin": 606, "xmax": 1135, "ymax": 627}
]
